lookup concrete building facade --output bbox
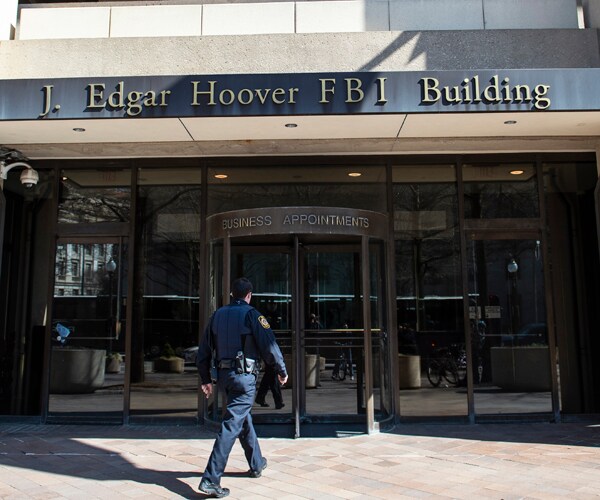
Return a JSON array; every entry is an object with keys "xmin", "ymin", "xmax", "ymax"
[{"xmin": 1, "ymin": 0, "xmax": 599, "ymax": 433}]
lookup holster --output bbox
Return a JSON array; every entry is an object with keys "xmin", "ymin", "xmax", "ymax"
[
  {"xmin": 235, "ymin": 350, "xmax": 260, "ymax": 375},
  {"xmin": 244, "ymin": 357, "xmax": 260, "ymax": 375}
]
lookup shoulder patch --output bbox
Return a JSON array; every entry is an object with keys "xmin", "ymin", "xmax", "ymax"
[{"xmin": 258, "ymin": 315, "xmax": 270, "ymax": 329}]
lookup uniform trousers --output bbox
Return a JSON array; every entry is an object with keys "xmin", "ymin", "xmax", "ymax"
[
  {"xmin": 202, "ymin": 368, "xmax": 265, "ymax": 485},
  {"xmin": 256, "ymin": 364, "xmax": 283, "ymax": 407}
]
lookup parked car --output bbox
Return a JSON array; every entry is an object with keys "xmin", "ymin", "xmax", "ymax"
[
  {"xmin": 183, "ymin": 346, "xmax": 198, "ymax": 364},
  {"xmin": 501, "ymin": 323, "xmax": 547, "ymax": 346}
]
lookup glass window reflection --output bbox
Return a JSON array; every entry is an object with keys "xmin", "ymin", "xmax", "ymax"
[
  {"xmin": 59, "ymin": 169, "xmax": 131, "ymax": 224},
  {"xmin": 463, "ymin": 163, "xmax": 539, "ymax": 219},
  {"xmin": 130, "ymin": 167, "xmax": 201, "ymax": 422},
  {"xmin": 393, "ymin": 165, "xmax": 466, "ymax": 417}
]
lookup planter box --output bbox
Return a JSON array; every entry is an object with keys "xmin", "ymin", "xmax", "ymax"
[
  {"xmin": 105, "ymin": 357, "xmax": 121, "ymax": 374},
  {"xmin": 153, "ymin": 357, "xmax": 185, "ymax": 373},
  {"xmin": 490, "ymin": 346, "xmax": 551, "ymax": 391},
  {"xmin": 50, "ymin": 348, "xmax": 106, "ymax": 394},
  {"xmin": 398, "ymin": 354, "xmax": 421, "ymax": 389}
]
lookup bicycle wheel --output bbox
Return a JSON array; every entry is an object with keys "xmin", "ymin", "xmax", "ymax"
[
  {"xmin": 442, "ymin": 360, "xmax": 460, "ymax": 386},
  {"xmin": 427, "ymin": 360, "xmax": 442, "ymax": 387}
]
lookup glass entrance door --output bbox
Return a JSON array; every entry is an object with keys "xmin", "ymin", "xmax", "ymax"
[
  {"xmin": 47, "ymin": 238, "xmax": 127, "ymax": 421},
  {"xmin": 210, "ymin": 236, "xmax": 390, "ymax": 435},
  {"xmin": 466, "ymin": 236, "xmax": 555, "ymax": 416}
]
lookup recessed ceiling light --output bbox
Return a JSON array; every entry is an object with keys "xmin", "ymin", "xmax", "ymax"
[
  {"xmin": 72, "ymin": 127, "xmax": 86, "ymax": 132},
  {"xmin": 503, "ymin": 120, "xmax": 517, "ymax": 125},
  {"xmin": 285, "ymin": 123, "xmax": 298, "ymax": 128},
  {"xmin": 510, "ymin": 170, "xmax": 524, "ymax": 175},
  {"xmin": 348, "ymin": 172, "xmax": 362, "ymax": 177},
  {"xmin": 62, "ymin": 176, "xmax": 68, "ymax": 181},
  {"xmin": 214, "ymin": 174, "xmax": 228, "ymax": 179}
]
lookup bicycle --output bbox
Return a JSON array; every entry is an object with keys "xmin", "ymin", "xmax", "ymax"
[
  {"xmin": 426, "ymin": 344, "xmax": 466, "ymax": 387},
  {"xmin": 331, "ymin": 342, "xmax": 354, "ymax": 381}
]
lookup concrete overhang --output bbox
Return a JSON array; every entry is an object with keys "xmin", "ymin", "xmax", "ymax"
[{"xmin": 2, "ymin": 111, "xmax": 600, "ymax": 159}]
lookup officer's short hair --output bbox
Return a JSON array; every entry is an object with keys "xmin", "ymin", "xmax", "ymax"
[{"xmin": 231, "ymin": 277, "xmax": 253, "ymax": 299}]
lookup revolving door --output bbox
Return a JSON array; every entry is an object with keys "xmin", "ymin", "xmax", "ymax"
[{"xmin": 204, "ymin": 207, "xmax": 393, "ymax": 436}]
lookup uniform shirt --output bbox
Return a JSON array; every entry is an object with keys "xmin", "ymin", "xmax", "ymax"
[{"xmin": 196, "ymin": 299, "xmax": 287, "ymax": 385}]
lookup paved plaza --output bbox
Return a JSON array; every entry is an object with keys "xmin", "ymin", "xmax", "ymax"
[{"xmin": 1, "ymin": 420, "xmax": 600, "ymax": 499}]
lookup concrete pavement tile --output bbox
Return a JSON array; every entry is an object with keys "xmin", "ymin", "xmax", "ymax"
[
  {"xmin": 2, "ymin": 422, "xmax": 600, "ymax": 498},
  {"xmin": 573, "ymin": 492, "xmax": 600, "ymax": 500}
]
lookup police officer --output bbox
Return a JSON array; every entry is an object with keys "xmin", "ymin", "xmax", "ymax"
[{"xmin": 196, "ymin": 277, "xmax": 288, "ymax": 498}]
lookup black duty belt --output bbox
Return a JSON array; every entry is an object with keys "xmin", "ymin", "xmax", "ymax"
[{"xmin": 218, "ymin": 359, "xmax": 235, "ymax": 369}]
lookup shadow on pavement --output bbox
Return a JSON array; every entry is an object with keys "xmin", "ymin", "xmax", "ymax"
[
  {"xmin": 0, "ymin": 424, "xmax": 219, "ymax": 498},
  {"xmin": 387, "ymin": 420, "xmax": 600, "ymax": 447}
]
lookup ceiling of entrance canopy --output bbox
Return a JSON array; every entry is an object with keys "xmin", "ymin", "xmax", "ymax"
[{"xmin": 2, "ymin": 111, "xmax": 600, "ymax": 158}]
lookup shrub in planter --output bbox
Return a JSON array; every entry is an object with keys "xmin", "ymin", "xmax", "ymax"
[
  {"xmin": 106, "ymin": 352, "xmax": 123, "ymax": 374},
  {"xmin": 153, "ymin": 343, "xmax": 185, "ymax": 373}
]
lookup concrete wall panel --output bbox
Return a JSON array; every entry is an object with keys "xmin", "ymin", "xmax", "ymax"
[
  {"xmin": 582, "ymin": 0, "xmax": 600, "ymax": 28},
  {"xmin": 110, "ymin": 5, "xmax": 203, "ymax": 38},
  {"xmin": 483, "ymin": 0, "xmax": 579, "ymax": 29},
  {"xmin": 18, "ymin": 7, "xmax": 111, "ymax": 40},
  {"xmin": 1, "ymin": 0, "xmax": 18, "ymax": 41},
  {"xmin": 390, "ymin": 0, "xmax": 484, "ymax": 31},
  {"xmin": 1, "ymin": 30, "xmax": 598, "ymax": 79},
  {"xmin": 202, "ymin": 2, "xmax": 295, "ymax": 35},
  {"xmin": 296, "ymin": 1, "xmax": 389, "ymax": 33}
]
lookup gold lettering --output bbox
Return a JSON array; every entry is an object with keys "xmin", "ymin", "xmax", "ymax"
[
  {"xmin": 39, "ymin": 85, "xmax": 54, "ymax": 117},
  {"xmin": 345, "ymin": 78, "xmax": 364, "ymax": 103},
  {"xmin": 238, "ymin": 88, "xmax": 253, "ymax": 105},
  {"xmin": 86, "ymin": 83, "xmax": 106, "ymax": 109},
  {"xmin": 191, "ymin": 81, "xmax": 217, "ymax": 106},
  {"xmin": 255, "ymin": 88, "xmax": 271, "ymax": 104},
  {"xmin": 159, "ymin": 90, "xmax": 171, "ymax": 106},
  {"xmin": 375, "ymin": 77, "xmax": 387, "ymax": 104},
  {"xmin": 319, "ymin": 78, "xmax": 336, "ymax": 103},
  {"xmin": 288, "ymin": 87, "xmax": 299, "ymax": 104},
  {"xmin": 443, "ymin": 86, "xmax": 462, "ymax": 104},
  {"xmin": 143, "ymin": 91, "xmax": 158, "ymax": 107},
  {"xmin": 513, "ymin": 84, "xmax": 532, "ymax": 103},
  {"xmin": 107, "ymin": 81, "xmax": 125, "ymax": 108},
  {"xmin": 461, "ymin": 79, "xmax": 472, "ymax": 103},
  {"xmin": 501, "ymin": 77, "xmax": 511, "ymax": 101},
  {"xmin": 483, "ymin": 75, "xmax": 501, "ymax": 103},
  {"xmin": 219, "ymin": 89, "xmax": 235, "ymax": 106},
  {"xmin": 533, "ymin": 84, "xmax": 551, "ymax": 110},
  {"xmin": 126, "ymin": 91, "xmax": 143, "ymax": 116},
  {"xmin": 420, "ymin": 77, "xmax": 441, "ymax": 103},
  {"xmin": 472, "ymin": 75, "xmax": 481, "ymax": 103},
  {"xmin": 272, "ymin": 88, "xmax": 286, "ymax": 104}
]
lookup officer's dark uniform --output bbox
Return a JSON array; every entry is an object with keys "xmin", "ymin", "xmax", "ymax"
[{"xmin": 196, "ymin": 298, "xmax": 287, "ymax": 486}]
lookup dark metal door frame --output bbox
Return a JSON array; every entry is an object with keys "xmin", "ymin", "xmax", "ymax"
[{"xmin": 43, "ymin": 234, "xmax": 129, "ymax": 422}]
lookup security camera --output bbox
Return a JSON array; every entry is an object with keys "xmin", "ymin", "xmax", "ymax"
[{"xmin": 20, "ymin": 168, "xmax": 39, "ymax": 188}]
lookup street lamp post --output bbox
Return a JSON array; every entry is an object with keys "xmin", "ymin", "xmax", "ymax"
[
  {"xmin": 507, "ymin": 258, "xmax": 519, "ymax": 336},
  {"xmin": 106, "ymin": 258, "xmax": 117, "ymax": 353}
]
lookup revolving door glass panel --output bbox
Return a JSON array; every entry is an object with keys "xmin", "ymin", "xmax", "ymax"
[
  {"xmin": 303, "ymin": 247, "xmax": 363, "ymax": 419},
  {"xmin": 303, "ymin": 243, "xmax": 391, "ymax": 422},
  {"xmin": 230, "ymin": 248, "xmax": 293, "ymax": 422},
  {"xmin": 204, "ymin": 243, "xmax": 293, "ymax": 423}
]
